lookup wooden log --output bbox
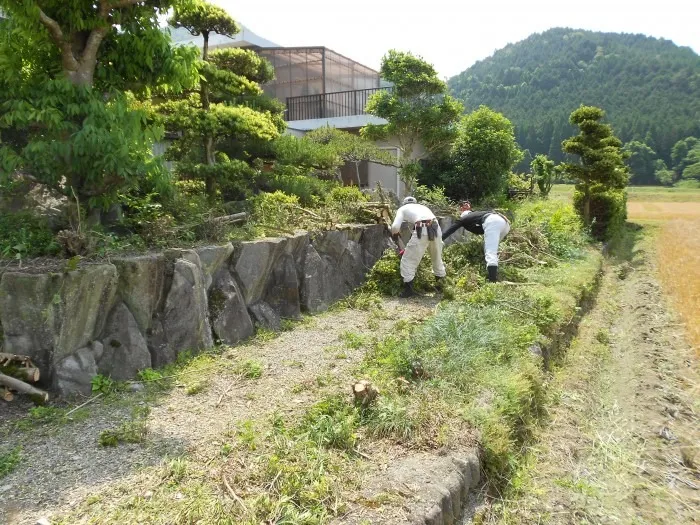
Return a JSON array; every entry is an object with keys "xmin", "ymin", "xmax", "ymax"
[
  {"xmin": 208, "ymin": 212, "xmax": 248, "ymax": 224},
  {"xmin": 0, "ymin": 365, "xmax": 40, "ymax": 383},
  {"xmin": 0, "ymin": 372, "xmax": 49, "ymax": 403},
  {"xmin": 1, "ymin": 387, "xmax": 13, "ymax": 402}
]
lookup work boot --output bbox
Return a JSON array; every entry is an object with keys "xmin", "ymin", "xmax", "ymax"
[
  {"xmin": 435, "ymin": 276, "xmax": 445, "ymax": 291},
  {"xmin": 487, "ymin": 265, "xmax": 498, "ymax": 283},
  {"xmin": 399, "ymin": 280, "xmax": 415, "ymax": 298}
]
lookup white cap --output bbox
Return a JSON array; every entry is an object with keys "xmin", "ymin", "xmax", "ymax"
[{"xmin": 402, "ymin": 196, "xmax": 417, "ymax": 205}]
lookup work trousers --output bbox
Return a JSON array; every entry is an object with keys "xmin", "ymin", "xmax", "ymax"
[
  {"xmin": 483, "ymin": 214, "xmax": 510, "ymax": 267},
  {"xmin": 400, "ymin": 224, "xmax": 446, "ymax": 282}
]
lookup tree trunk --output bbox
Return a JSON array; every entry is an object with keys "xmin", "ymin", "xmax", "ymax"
[
  {"xmin": 583, "ymin": 189, "xmax": 591, "ymax": 224},
  {"xmin": 200, "ymin": 31, "xmax": 215, "ymax": 175},
  {"xmin": 354, "ymin": 161, "xmax": 362, "ymax": 188}
]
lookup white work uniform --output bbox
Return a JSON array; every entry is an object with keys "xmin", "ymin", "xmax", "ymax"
[
  {"xmin": 392, "ymin": 203, "xmax": 446, "ymax": 282},
  {"xmin": 460, "ymin": 210, "xmax": 510, "ymax": 267}
]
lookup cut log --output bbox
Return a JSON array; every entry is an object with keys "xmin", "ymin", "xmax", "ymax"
[
  {"xmin": 0, "ymin": 352, "xmax": 35, "ymax": 368},
  {"xmin": 0, "ymin": 372, "xmax": 49, "ymax": 403},
  {"xmin": 208, "ymin": 212, "xmax": 248, "ymax": 224},
  {"xmin": 0, "ymin": 365, "xmax": 40, "ymax": 383},
  {"xmin": 1, "ymin": 387, "xmax": 13, "ymax": 402},
  {"xmin": 352, "ymin": 379, "xmax": 379, "ymax": 407}
]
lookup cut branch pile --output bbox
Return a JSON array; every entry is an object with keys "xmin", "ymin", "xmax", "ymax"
[{"xmin": 0, "ymin": 352, "xmax": 49, "ymax": 403}]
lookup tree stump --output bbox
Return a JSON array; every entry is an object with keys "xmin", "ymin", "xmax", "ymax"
[{"xmin": 352, "ymin": 380, "xmax": 379, "ymax": 407}]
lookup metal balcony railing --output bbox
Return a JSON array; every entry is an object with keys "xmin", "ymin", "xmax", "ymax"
[{"xmin": 285, "ymin": 87, "xmax": 390, "ymax": 121}]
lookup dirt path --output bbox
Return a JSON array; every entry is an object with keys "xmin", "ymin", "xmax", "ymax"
[
  {"xmin": 0, "ymin": 296, "xmax": 438, "ymax": 525},
  {"xmin": 486, "ymin": 226, "xmax": 700, "ymax": 524}
]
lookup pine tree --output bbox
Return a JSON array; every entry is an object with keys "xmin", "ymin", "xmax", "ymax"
[{"xmin": 562, "ymin": 106, "xmax": 629, "ymax": 224}]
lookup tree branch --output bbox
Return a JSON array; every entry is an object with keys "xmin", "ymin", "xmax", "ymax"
[
  {"xmin": 36, "ymin": 4, "xmax": 79, "ymax": 71},
  {"xmin": 36, "ymin": 6, "xmax": 64, "ymax": 44}
]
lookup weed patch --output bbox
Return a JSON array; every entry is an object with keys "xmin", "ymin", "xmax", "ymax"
[
  {"xmin": 0, "ymin": 446, "xmax": 22, "ymax": 479},
  {"xmin": 98, "ymin": 406, "xmax": 150, "ymax": 447}
]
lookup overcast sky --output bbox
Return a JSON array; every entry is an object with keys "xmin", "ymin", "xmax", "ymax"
[{"xmin": 210, "ymin": 0, "xmax": 699, "ymax": 79}]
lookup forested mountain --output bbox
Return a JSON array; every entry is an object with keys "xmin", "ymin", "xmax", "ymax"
[{"xmin": 449, "ymin": 28, "xmax": 700, "ymax": 177}]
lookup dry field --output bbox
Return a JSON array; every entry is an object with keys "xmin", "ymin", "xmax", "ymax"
[
  {"xmin": 623, "ymin": 188, "xmax": 699, "ymax": 356},
  {"xmin": 551, "ymin": 185, "xmax": 700, "ymax": 355}
]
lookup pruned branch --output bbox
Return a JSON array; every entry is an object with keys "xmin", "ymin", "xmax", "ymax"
[{"xmin": 0, "ymin": 372, "xmax": 49, "ymax": 403}]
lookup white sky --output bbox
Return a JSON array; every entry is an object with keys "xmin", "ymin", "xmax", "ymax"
[{"xmin": 211, "ymin": 0, "xmax": 700, "ymax": 79}]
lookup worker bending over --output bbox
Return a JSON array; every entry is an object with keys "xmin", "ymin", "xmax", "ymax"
[
  {"xmin": 391, "ymin": 196, "xmax": 446, "ymax": 298},
  {"xmin": 442, "ymin": 200, "xmax": 510, "ymax": 282}
]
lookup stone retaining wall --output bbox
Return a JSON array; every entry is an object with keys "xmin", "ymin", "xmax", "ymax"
[
  {"xmin": 0, "ymin": 219, "xmax": 465, "ymax": 397},
  {"xmin": 0, "ymin": 225, "xmax": 375, "ymax": 395}
]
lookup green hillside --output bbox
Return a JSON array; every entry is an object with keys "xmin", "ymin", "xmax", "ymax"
[{"xmin": 448, "ymin": 28, "xmax": 700, "ymax": 174}]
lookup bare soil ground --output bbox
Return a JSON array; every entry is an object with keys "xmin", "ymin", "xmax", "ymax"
[
  {"xmin": 483, "ymin": 224, "xmax": 700, "ymax": 524},
  {"xmin": 0, "ymin": 297, "xmax": 441, "ymax": 525}
]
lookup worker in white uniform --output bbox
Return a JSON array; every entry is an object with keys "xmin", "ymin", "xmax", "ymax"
[
  {"xmin": 390, "ymin": 196, "xmax": 446, "ymax": 298},
  {"xmin": 441, "ymin": 200, "xmax": 510, "ymax": 282}
]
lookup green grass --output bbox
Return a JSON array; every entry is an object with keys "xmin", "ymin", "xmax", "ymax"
[
  {"xmin": 98, "ymin": 406, "xmax": 150, "ymax": 447},
  {"xmin": 551, "ymin": 183, "xmax": 700, "ymax": 202},
  {"xmin": 234, "ymin": 359, "xmax": 263, "ymax": 379},
  {"xmin": 12, "ymin": 405, "xmax": 90, "ymax": 432},
  {"xmin": 0, "ymin": 446, "xmax": 22, "ymax": 479}
]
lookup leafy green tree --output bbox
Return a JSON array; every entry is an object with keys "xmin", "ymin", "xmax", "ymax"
[
  {"xmin": 0, "ymin": 1, "xmax": 198, "ymax": 211},
  {"xmin": 680, "ymin": 144, "xmax": 700, "ymax": 181},
  {"xmin": 306, "ymin": 127, "xmax": 396, "ymax": 186},
  {"xmin": 623, "ymin": 140, "xmax": 657, "ymax": 185},
  {"xmin": 671, "ymin": 136, "xmax": 700, "ymax": 175},
  {"xmin": 654, "ymin": 159, "xmax": 676, "ymax": 186},
  {"xmin": 361, "ymin": 50, "xmax": 463, "ymax": 193},
  {"xmin": 562, "ymin": 106, "xmax": 629, "ymax": 225},
  {"xmin": 434, "ymin": 106, "xmax": 522, "ymax": 201},
  {"xmin": 531, "ymin": 154, "xmax": 556, "ymax": 196},
  {"xmin": 162, "ymin": 1, "xmax": 282, "ymax": 198}
]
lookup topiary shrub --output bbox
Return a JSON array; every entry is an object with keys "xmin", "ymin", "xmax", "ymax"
[{"xmin": 573, "ymin": 188, "xmax": 626, "ymax": 240}]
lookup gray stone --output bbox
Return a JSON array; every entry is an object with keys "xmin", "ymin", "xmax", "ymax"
[
  {"xmin": 147, "ymin": 319, "xmax": 172, "ymax": 369},
  {"xmin": 300, "ymin": 245, "xmax": 332, "ymax": 313},
  {"xmin": 128, "ymin": 382, "xmax": 145, "ymax": 393},
  {"xmin": 0, "ymin": 271, "xmax": 63, "ymax": 374},
  {"xmin": 195, "ymin": 243, "xmax": 234, "ymax": 290},
  {"xmin": 264, "ymin": 253, "xmax": 301, "ymax": 319},
  {"xmin": 232, "ymin": 237, "xmax": 286, "ymax": 304},
  {"xmin": 161, "ymin": 258, "xmax": 213, "ymax": 359},
  {"xmin": 359, "ymin": 223, "xmax": 392, "ymax": 267},
  {"xmin": 528, "ymin": 343, "xmax": 543, "ymax": 359},
  {"xmin": 53, "ymin": 344, "xmax": 100, "ymax": 396},
  {"xmin": 98, "ymin": 302, "xmax": 151, "ymax": 381},
  {"xmin": 248, "ymin": 302, "xmax": 281, "ymax": 331},
  {"xmin": 112, "ymin": 255, "xmax": 166, "ymax": 333},
  {"xmin": 209, "ymin": 270, "xmax": 254, "ymax": 345},
  {"xmin": 338, "ymin": 239, "xmax": 366, "ymax": 290},
  {"xmin": 0, "ymin": 265, "xmax": 117, "ymax": 379},
  {"xmin": 313, "ymin": 229, "xmax": 349, "ymax": 262},
  {"xmin": 165, "ymin": 248, "xmax": 201, "ymax": 268},
  {"xmin": 55, "ymin": 265, "xmax": 117, "ymax": 361}
]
